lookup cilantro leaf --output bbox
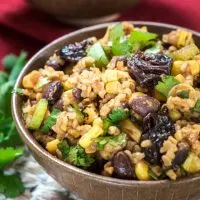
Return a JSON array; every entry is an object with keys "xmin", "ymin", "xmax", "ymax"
[
  {"xmin": 2, "ymin": 54, "xmax": 18, "ymax": 71},
  {"xmin": 41, "ymin": 108, "xmax": 61, "ymax": 133},
  {"xmin": 8, "ymin": 51, "xmax": 27, "ymax": 81},
  {"xmin": 177, "ymin": 90, "xmax": 189, "ymax": 99},
  {"xmin": 0, "ymin": 72, "xmax": 8, "ymax": 85},
  {"xmin": 108, "ymin": 108, "xmax": 130, "ymax": 123},
  {"xmin": 0, "ymin": 172, "xmax": 25, "ymax": 198},
  {"xmin": 95, "ymin": 132, "xmax": 127, "ymax": 150},
  {"xmin": 58, "ymin": 141, "xmax": 94, "ymax": 167},
  {"xmin": 193, "ymin": 100, "xmax": 200, "ymax": 112},
  {"xmin": 0, "ymin": 147, "xmax": 24, "ymax": 169},
  {"xmin": 155, "ymin": 75, "xmax": 180, "ymax": 97},
  {"xmin": 129, "ymin": 30, "xmax": 157, "ymax": 52}
]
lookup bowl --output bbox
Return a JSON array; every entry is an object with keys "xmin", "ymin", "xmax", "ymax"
[
  {"xmin": 12, "ymin": 22, "xmax": 200, "ymax": 200},
  {"xmin": 28, "ymin": 0, "xmax": 138, "ymax": 26}
]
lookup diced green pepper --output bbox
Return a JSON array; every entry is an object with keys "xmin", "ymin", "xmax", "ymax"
[
  {"xmin": 71, "ymin": 103, "xmax": 84, "ymax": 124},
  {"xmin": 41, "ymin": 108, "xmax": 60, "ymax": 133},
  {"xmin": 87, "ymin": 42, "xmax": 109, "ymax": 67},
  {"xmin": 28, "ymin": 99, "xmax": 48, "ymax": 130}
]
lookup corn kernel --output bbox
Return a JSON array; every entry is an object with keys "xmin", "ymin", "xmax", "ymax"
[
  {"xmin": 103, "ymin": 70, "xmax": 118, "ymax": 82},
  {"xmin": 175, "ymin": 74, "xmax": 185, "ymax": 83},
  {"xmin": 169, "ymin": 110, "xmax": 182, "ymax": 121},
  {"xmin": 188, "ymin": 60, "xmax": 200, "ymax": 75},
  {"xmin": 183, "ymin": 153, "xmax": 200, "ymax": 173},
  {"xmin": 63, "ymin": 81, "xmax": 74, "ymax": 90},
  {"xmin": 172, "ymin": 61, "xmax": 184, "ymax": 76},
  {"xmin": 105, "ymin": 81, "xmax": 121, "ymax": 94},
  {"xmin": 22, "ymin": 71, "xmax": 40, "ymax": 89},
  {"xmin": 177, "ymin": 30, "xmax": 189, "ymax": 48},
  {"xmin": 135, "ymin": 161, "xmax": 150, "ymax": 181},
  {"xmin": 46, "ymin": 139, "xmax": 60, "ymax": 154}
]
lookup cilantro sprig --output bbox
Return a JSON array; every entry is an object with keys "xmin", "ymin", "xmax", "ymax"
[{"xmin": 0, "ymin": 51, "xmax": 27, "ymax": 198}]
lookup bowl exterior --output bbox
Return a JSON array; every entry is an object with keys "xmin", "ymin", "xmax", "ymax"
[
  {"xmin": 28, "ymin": 0, "xmax": 137, "ymax": 18},
  {"xmin": 12, "ymin": 22, "xmax": 200, "ymax": 200}
]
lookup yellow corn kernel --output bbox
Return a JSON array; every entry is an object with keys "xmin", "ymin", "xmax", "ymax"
[
  {"xmin": 79, "ymin": 125, "xmax": 103, "ymax": 149},
  {"xmin": 135, "ymin": 161, "xmax": 150, "ymax": 181},
  {"xmin": 105, "ymin": 81, "xmax": 121, "ymax": 94},
  {"xmin": 183, "ymin": 153, "xmax": 200, "ymax": 173},
  {"xmin": 172, "ymin": 61, "xmax": 184, "ymax": 76},
  {"xmin": 169, "ymin": 110, "xmax": 181, "ymax": 121},
  {"xmin": 177, "ymin": 30, "xmax": 189, "ymax": 48},
  {"xmin": 46, "ymin": 139, "xmax": 60, "ymax": 154},
  {"xmin": 175, "ymin": 74, "xmax": 185, "ymax": 83},
  {"xmin": 22, "ymin": 71, "xmax": 40, "ymax": 89},
  {"xmin": 63, "ymin": 81, "xmax": 74, "ymax": 90},
  {"xmin": 153, "ymin": 90, "xmax": 166, "ymax": 102},
  {"xmin": 188, "ymin": 60, "xmax": 200, "ymax": 75},
  {"xmin": 103, "ymin": 70, "xmax": 118, "ymax": 82},
  {"xmin": 93, "ymin": 117, "xmax": 103, "ymax": 128}
]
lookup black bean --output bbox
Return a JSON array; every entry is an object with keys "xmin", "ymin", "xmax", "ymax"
[
  {"xmin": 112, "ymin": 151, "xmax": 134, "ymax": 179},
  {"xmin": 72, "ymin": 88, "xmax": 83, "ymax": 101},
  {"xmin": 130, "ymin": 95, "xmax": 160, "ymax": 118},
  {"xmin": 42, "ymin": 80, "xmax": 63, "ymax": 105},
  {"xmin": 172, "ymin": 147, "xmax": 189, "ymax": 168}
]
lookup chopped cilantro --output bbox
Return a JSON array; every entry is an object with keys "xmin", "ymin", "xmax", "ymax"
[
  {"xmin": 95, "ymin": 132, "xmax": 127, "ymax": 150},
  {"xmin": 193, "ymin": 99, "xmax": 200, "ymax": 112},
  {"xmin": 41, "ymin": 108, "xmax": 61, "ymax": 133},
  {"xmin": 177, "ymin": 90, "xmax": 189, "ymax": 99},
  {"xmin": 108, "ymin": 108, "xmax": 130, "ymax": 123},
  {"xmin": 155, "ymin": 75, "xmax": 180, "ymax": 97},
  {"xmin": 58, "ymin": 141, "xmax": 95, "ymax": 167}
]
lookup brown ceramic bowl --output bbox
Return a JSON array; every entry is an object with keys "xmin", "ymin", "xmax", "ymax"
[
  {"xmin": 28, "ymin": 0, "xmax": 138, "ymax": 25},
  {"xmin": 12, "ymin": 22, "xmax": 200, "ymax": 200}
]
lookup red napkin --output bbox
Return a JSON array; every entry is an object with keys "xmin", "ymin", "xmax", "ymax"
[{"xmin": 0, "ymin": 0, "xmax": 200, "ymax": 69}]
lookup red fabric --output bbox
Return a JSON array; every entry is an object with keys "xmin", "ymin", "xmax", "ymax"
[{"xmin": 0, "ymin": 0, "xmax": 200, "ymax": 69}]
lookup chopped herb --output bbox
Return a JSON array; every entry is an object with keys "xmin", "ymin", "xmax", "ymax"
[
  {"xmin": 129, "ymin": 30, "xmax": 157, "ymax": 52},
  {"xmin": 58, "ymin": 140, "xmax": 95, "ymax": 167},
  {"xmin": 177, "ymin": 90, "xmax": 189, "ymax": 99},
  {"xmin": 95, "ymin": 132, "xmax": 127, "ymax": 150},
  {"xmin": 41, "ymin": 109, "xmax": 61, "ymax": 133},
  {"xmin": 193, "ymin": 99, "xmax": 200, "ymax": 112},
  {"xmin": 155, "ymin": 75, "xmax": 180, "ymax": 97},
  {"xmin": 0, "ymin": 147, "xmax": 24, "ymax": 169},
  {"xmin": 0, "ymin": 173, "xmax": 25, "ymax": 198},
  {"xmin": 2, "ymin": 54, "xmax": 18, "ymax": 71},
  {"xmin": 145, "ymin": 43, "xmax": 162, "ymax": 54},
  {"xmin": 108, "ymin": 108, "xmax": 130, "ymax": 123}
]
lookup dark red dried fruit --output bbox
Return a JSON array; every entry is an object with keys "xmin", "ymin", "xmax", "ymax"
[
  {"xmin": 59, "ymin": 40, "xmax": 93, "ymax": 63},
  {"xmin": 112, "ymin": 151, "xmax": 134, "ymax": 179},
  {"xmin": 127, "ymin": 52, "xmax": 172, "ymax": 89},
  {"xmin": 142, "ymin": 108, "xmax": 175, "ymax": 164},
  {"xmin": 43, "ymin": 81, "xmax": 64, "ymax": 105}
]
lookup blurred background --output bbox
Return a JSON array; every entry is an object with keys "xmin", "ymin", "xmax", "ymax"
[{"xmin": 0, "ymin": 0, "xmax": 199, "ymax": 66}]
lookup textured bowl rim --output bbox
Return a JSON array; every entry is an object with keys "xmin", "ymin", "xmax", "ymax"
[{"xmin": 12, "ymin": 21, "xmax": 200, "ymax": 187}]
